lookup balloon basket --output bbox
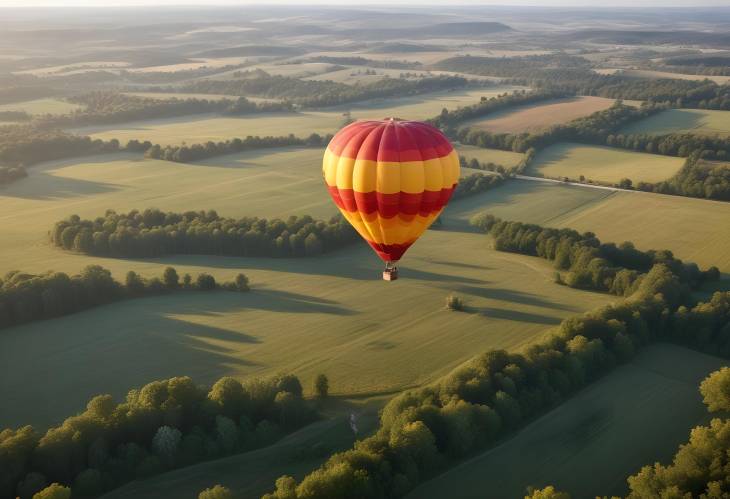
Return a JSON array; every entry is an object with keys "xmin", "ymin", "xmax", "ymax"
[{"xmin": 382, "ymin": 263, "xmax": 398, "ymax": 281}]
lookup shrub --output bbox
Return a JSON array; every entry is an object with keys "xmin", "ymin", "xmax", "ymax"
[{"xmin": 445, "ymin": 294, "xmax": 464, "ymax": 311}]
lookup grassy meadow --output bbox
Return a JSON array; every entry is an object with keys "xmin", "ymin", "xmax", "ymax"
[
  {"xmin": 621, "ymin": 108, "xmax": 730, "ymax": 136},
  {"xmin": 0, "ymin": 151, "xmax": 616, "ymax": 430},
  {"xmin": 528, "ymin": 142, "xmax": 685, "ymax": 184},
  {"xmin": 462, "ymin": 96, "xmax": 622, "ymax": 133},
  {"xmin": 72, "ymin": 86, "xmax": 524, "ymax": 145},
  {"xmin": 408, "ymin": 344, "xmax": 728, "ymax": 499}
]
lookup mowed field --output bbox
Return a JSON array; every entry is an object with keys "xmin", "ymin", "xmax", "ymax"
[
  {"xmin": 446, "ymin": 179, "xmax": 730, "ymax": 274},
  {"xmin": 0, "ymin": 151, "xmax": 614, "ymax": 429},
  {"xmin": 621, "ymin": 108, "xmax": 730, "ymax": 136},
  {"xmin": 72, "ymin": 86, "xmax": 524, "ymax": 145},
  {"xmin": 0, "ymin": 97, "xmax": 83, "ymax": 115},
  {"xmin": 408, "ymin": 344, "xmax": 728, "ymax": 499},
  {"xmin": 528, "ymin": 142, "xmax": 685, "ymax": 184},
  {"xmin": 462, "ymin": 96, "xmax": 623, "ymax": 134}
]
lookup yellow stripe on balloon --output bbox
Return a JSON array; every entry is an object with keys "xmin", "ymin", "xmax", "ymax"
[
  {"xmin": 340, "ymin": 209, "xmax": 441, "ymax": 246},
  {"xmin": 323, "ymin": 149, "xmax": 459, "ymax": 194}
]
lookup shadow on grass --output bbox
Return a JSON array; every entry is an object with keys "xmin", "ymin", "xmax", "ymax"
[
  {"xmin": 0, "ymin": 154, "xmax": 129, "ymax": 200},
  {"xmin": 479, "ymin": 306, "xmax": 562, "ymax": 325},
  {"xmin": 448, "ymin": 285, "xmax": 581, "ymax": 312},
  {"xmin": 131, "ymin": 248, "xmax": 490, "ymax": 285}
]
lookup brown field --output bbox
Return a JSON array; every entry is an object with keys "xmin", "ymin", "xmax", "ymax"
[{"xmin": 463, "ymin": 96, "xmax": 625, "ymax": 134}]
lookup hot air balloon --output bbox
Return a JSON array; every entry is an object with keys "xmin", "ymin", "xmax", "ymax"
[{"xmin": 323, "ymin": 118, "xmax": 460, "ymax": 280}]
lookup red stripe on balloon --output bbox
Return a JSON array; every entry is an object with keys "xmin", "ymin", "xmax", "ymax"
[
  {"xmin": 366, "ymin": 240, "xmax": 414, "ymax": 263},
  {"xmin": 327, "ymin": 185, "xmax": 456, "ymax": 218},
  {"xmin": 327, "ymin": 120, "xmax": 453, "ymax": 162}
]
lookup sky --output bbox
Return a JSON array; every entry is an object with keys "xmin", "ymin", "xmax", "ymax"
[{"xmin": 0, "ymin": 0, "xmax": 728, "ymax": 7}]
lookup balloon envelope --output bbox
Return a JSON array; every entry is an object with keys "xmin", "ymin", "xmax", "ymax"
[{"xmin": 323, "ymin": 119, "xmax": 460, "ymax": 262}]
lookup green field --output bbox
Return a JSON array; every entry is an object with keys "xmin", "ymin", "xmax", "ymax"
[
  {"xmin": 528, "ymin": 142, "xmax": 685, "ymax": 184},
  {"xmin": 0, "ymin": 152, "xmax": 614, "ymax": 429},
  {"xmin": 455, "ymin": 143, "xmax": 525, "ymax": 168},
  {"xmin": 0, "ymin": 98, "xmax": 83, "ymax": 115},
  {"xmin": 408, "ymin": 344, "xmax": 728, "ymax": 499},
  {"xmin": 72, "ymin": 86, "xmax": 523, "ymax": 145},
  {"xmin": 445, "ymin": 179, "xmax": 730, "ymax": 273},
  {"xmin": 621, "ymin": 108, "xmax": 730, "ymax": 136}
]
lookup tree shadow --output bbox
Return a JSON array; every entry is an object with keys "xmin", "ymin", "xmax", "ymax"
[
  {"xmin": 479, "ymin": 306, "xmax": 562, "ymax": 325},
  {"xmin": 447, "ymin": 285, "xmax": 581, "ymax": 312},
  {"xmin": 0, "ymin": 288, "xmax": 356, "ymax": 430},
  {"xmin": 423, "ymin": 258, "xmax": 493, "ymax": 271},
  {"xmin": 131, "ymin": 249, "xmax": 489, "ymax": 285},
  {"xmin": 0, "ymin": 153, "xmax": 130, "ymax": 200},
  {"xmin": 0, "ymin": 172, "xmax": 122, "ymax": 200}
]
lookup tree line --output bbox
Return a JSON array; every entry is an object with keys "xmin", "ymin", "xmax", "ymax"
[
  {"xmin": 525, "ymin": 366, "xmax": 730, "ymax": 498},
  {"xmin": 143, "ymin": 133, "xmax": 331, "ymax": 163},
  {"xmin": 50, "ymin": 209, "xmax": 359, "ymax": 259},
  {"xmin": 0, "ymin": 125, "xmax": 123, "ymax": 169},
  {"xmin": 435, "ymin": 55, "xmax": 730, "ymax": 110},
  {"xmin": 432, "ymin": 54, "xmax": 592, "ymax": 80},
  {"xmin": 0, "ymin": 372, "xmax": 314, "ymax": 499},
  {"xmin": 34, "ymin": 92, "xmax": 293, "ymax": 128},
  {"xmin": 639, "ymin": 154, "xmax": 730, "ymax": 201},
  {"xmin": 304, "ymin": 56, "xmax": 421, "ymax": 70},
  {"xmin": 177, "ymin": 70, "xmax": 474, "ymax": 108},
  {"xmin": 263, "ymin": 263, "xmax": 730, "ymax": 498},
  {"xmin": 458, "ymin": 155, "xmax": 510, "ymax": 175},
  {"xmin": 469, "ymin": 214, "xmax": 719, "ymax": 295},
  {"xmin": 451, "ymin": 172, "xmax": 506, "ymax": 200},
  {"xmin": 0, "ymin": 264, "xmax": 249, "ymax": 330}
]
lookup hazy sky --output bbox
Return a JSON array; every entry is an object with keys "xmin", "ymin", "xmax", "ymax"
[{"xmin": 0, "ymin": 0, "xmax": 728, "ymax": 7}]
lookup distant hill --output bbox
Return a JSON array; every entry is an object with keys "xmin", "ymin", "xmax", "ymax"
[
  {"xmin": 414, "ymin": 22, "xmax": 514, "ymax": 37},
  {"xmin": 344, "ymin": 22, "xmax": 513, "ymax": 40},
  {"xmin": 368, "ymin": 42, "xmax": 447, "ymax": 53},
  {"xmin": 564, "ymin": 29, "xmax": 730, "ymax": 47},
  {"xmin": 196, "ymin": 45, "xmax": 305, "ymax": 58}
]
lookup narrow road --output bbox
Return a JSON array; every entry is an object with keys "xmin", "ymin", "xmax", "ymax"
[{"xmin": 514, "ymin": 174, "xmax": 629, "ymax": 192}]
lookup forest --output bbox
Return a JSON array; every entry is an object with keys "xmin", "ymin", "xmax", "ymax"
[
  {"xmin": 0, "ymin": 265, "xmax": 249, "ymax": 330},
  {"xmin": 178, "ymin": 72, "xmax": 473, "ymax": 107},
  {"xmin": 36, "ymin": 93, "xmax": 293, "ymax": 128},
  {"xmin": 0, "ymin": 373, "xmax": 313, "ymax": 499},
  {"xmin": 50, "ymin": 210, "xmax": 359, "ymax": 259},
  {"xmin": 469, "ymin": 214, "xmax": 719, "ymax": 295}
]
